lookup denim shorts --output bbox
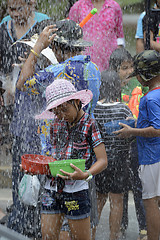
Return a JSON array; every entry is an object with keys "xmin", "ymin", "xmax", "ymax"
[{"xmin": 41, "ymin": 189, "xmax": 91, "ymax": 220}]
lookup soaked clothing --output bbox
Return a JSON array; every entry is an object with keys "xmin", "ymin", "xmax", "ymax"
[
  {"xmin": 4, "ymin": 19, "xmax": 52, "ymax": 238},
  {"xmin": 40, "ymin": 113, "xmax": 103, "ymax": 220},
  {"xmin": 24, "ymin": 55, "xmax": 101, "ymax": 228},
  {"xmin": 8, "ymin": 70, "xmax": 54, "ymax": 238},
  {"xmin": 43, "ymin": 113, "xmax": 103, "ymax": 193},
  {"xmin": 0, "ymin": 21, "xmax": 41, "ymax": 74},
  {"xmin": 94, "ymin": 101, "xmax": 133, "ymax": 193},
  {"xmin": 69, "ymin": 0, "xmax": 125, "ymax": 71},
  {"xmin": 24, "ymin": 55, "xmax": 101, "ymax": 115},
  {"xmin": 7, "ymin": 136, "xmax": 42, "ymax": 238},
  {"xmin": 139, "ymin": 162, "xmax": 160, "ymax": 199},
  {"xmin": 0, "ymin": 19, "xmax": 51, "ymax": 142},
  {"xmin": 10, "ymin": 70, "xmax": 54, "ymax": 143},
  {"xmin": 137, "ymin": 88, "xmax": 160, "ymax": 165}
]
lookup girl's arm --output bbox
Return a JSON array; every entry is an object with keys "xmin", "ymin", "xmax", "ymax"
[
  {"xmin": 87, "ymin": 143, "xmax": 108, "ymax": 176},
  {"xmin": 114, "ymin": 123, "xmax": 160, "ymax": 138}
]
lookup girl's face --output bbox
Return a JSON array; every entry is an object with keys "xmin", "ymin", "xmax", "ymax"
[
  {"xmin": 118, "ymin": 61, "xmax": 134, "ymax": 87},
  {"xmin": 50, "ymin": 100, "xmax": 79, "ymax": 122}
]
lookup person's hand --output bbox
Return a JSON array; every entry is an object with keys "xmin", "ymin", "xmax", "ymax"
[
  {"xmin": 113, "ymin": 123, "xmax": 134, "ymax": 138},
  {"xmin": 57, "ymin": 164, "xmax": 87, "ymax": 180},
  {"xmin": 12, "ymin": 52, "xmax": 28, "ymax": 69},
  {"xmin": 0, "ymin": 95, "xmax": 4, "ymax": 106},
  {"xmin": 126, "ymin": 116, "xmax": 137, "ymax": 127},
  {"xmin": 33, "ymin": 25, "xmax": 57, "ymax": 53}
]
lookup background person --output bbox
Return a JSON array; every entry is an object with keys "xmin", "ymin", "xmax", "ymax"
[
  {"xmin": 0, "ymin": 0, "xmax": 49, "ymax": 106},
  {"xmin": 135, "ymin": 1, "xmax": 159, "ymax": 53},
  {"xmin": 10, "ymin": 19, "xmax": 101, "ymax": 238},
  {"xmin": 69, "ymin": 0, "xmax": 125, "ymax": 71},
  {"xmin": 0, "ymin": 0, "xmax": 50, "ymax": 237},
  {"xmin": 0, "ymin": 0, "xmax": 49, "ymax": 25},
  {"xmin": 143, "ymin": 0, "xmax": 160, "ymax": 52},
  {"xmin": 114, "ymin": 50, "xmax": 160, "ymax": 240},
  {"xmin": 93, "ymin": 66, "xmax": 133, "ymax": 240},
  {"xmin": 100, "ymin": 48, "xmax": 147, "ymax": 240}
]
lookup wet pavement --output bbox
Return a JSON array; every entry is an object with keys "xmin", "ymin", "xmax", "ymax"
[{"xmin": 0, "ymin": 189, "xmax": 140, "ymax": 239}]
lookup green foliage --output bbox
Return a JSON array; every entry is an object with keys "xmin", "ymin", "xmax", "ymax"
[
  {"xmin": 37, "ymin": 0, "xmax": 70, "ymax": 20},
  {"xmin": 117, "ymin": 0, "xmax": 143, "ymax": 7}
]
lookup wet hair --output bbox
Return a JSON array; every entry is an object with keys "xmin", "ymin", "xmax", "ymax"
[
  {"xmin": 109, "ymin": 48, "xmax": 133, "ymax": 72},
  {"xmin": 54, "ymin": 41, "xmax": 84, "ymax": 54},
  {"xmin": 41, "ymin": 19, "xmax": 85, "ymax": 53},
  {"xmin": 99, "ymin": 70, "xmax": 121, "ymax": 102}
]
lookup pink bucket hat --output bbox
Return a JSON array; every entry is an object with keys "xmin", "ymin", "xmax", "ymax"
[{"xmin": 35, "ymin": 79, "xmax": 93, "ymax": 119}]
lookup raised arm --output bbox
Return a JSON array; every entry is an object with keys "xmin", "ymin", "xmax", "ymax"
[{"xmin": 16, "ymin": 25, "xmax": 57, "ymax": 91}]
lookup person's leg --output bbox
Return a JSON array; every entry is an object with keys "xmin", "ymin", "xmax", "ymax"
[
  {"xmin": 121, "ymin": 190, "xmax": 129, "ymax": 232},
  {"xmin": 129, "ymin": 141, "xmax": 147, "ymax": 234},
  {"xmin": 41, "ymin": 213, "xmax": 64, "ymax": 240},
  {"xmin": 139, "ymin": 163, "xmax": 160, "ymax": 240},
  {"xmin": 109, "ymin": 192, "xmax": 123, "ymax": 240},
  {"xmin": 91, "ymin": 192, "xmax": 108, "ymax": 240},
  {"xmin": 59, "ymin": 217, "xmax": 71, "ymax": 240},
  {"xmin": 7, "ymin": 137, "xmax": 42, "ymax": 238},
  {"xmin": 68, "ymin": 217, "xmax": 91, "ymax": 240},
  {"xmin": 132, "ymin": 181, "xmax": 147, "ymax": 232},
  {"xmin": 59, "ymin": 230, "xmax": 71, "ymax": 240},
  {"xmin": 143, "ymin": 197, "xmax": 160, "ymax": 240}
]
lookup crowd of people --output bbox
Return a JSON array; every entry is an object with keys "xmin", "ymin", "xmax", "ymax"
[{"xmin": 0, "ymin": 0, "xmax": 160, "ymax": 240}]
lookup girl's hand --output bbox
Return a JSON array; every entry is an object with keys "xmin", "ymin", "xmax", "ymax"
[
  {"xmin": 57, "ymin": 164, "xmax": 88, "ymax": 180},
  {"xmin": 33, "ymin": 25, "xmax": 57, "ymax": 53},
  {"xmin": 113, "ymin": 123, "xmax": 133, "ymax": 138}
]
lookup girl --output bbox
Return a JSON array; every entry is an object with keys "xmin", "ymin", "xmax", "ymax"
[{"xmin": 36, "ymin": 78, "xmax": 108, "ymax": 240}]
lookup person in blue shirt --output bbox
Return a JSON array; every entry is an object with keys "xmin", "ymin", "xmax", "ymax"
[
  {"xmin": 135, "ymin": 0, "xmax": 160, "ymax": 53},
  {"xmin": 135, "ymin": 11, "xmax": 146, "ymax": 53},
  {"xmin": 115, "ymin": 50, "xmax": 160, "ymax": 240},
  {"xmin": 16, "ymin": 19, "xmax": 100, "ymax": 116}
]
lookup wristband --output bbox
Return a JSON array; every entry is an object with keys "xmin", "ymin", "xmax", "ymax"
[
  {"xmin": 85, "ymin": 170, "xmax": 93, "ymax": 182},
  {"xmin": 31, "ymin": 49, "xmax": 40, "ymax": 58}
]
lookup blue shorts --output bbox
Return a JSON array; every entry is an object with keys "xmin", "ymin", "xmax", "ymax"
[{"xmin": 41, "ymin": 189, "xmax": 91, "ymax": 220}]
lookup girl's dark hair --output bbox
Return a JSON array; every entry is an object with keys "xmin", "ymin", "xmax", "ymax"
[
  {"xmin": 109, "ymin": 48, "xmax": 133, "ymax": 72},
  {"xmin": 100, "ymin": 70, "xmax": 121, "ymax": 102}
]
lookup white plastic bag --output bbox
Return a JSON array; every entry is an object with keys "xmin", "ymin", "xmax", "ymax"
[{"xmin": 18, "ymin": 174, "xmax": 40, "ymax": 207}]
